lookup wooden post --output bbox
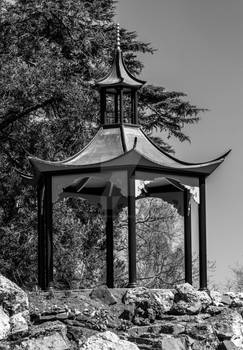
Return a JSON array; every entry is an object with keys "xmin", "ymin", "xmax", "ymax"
[
  {"xmin": 127, "ymin": 171, "xmax": 137, "ymax": 287},
  {"xmin": 38, "ymin": 176, "xmax": 53, "ymax": 290},
  {"xmin": 133, "ymin": 90, "xmax": 138, "ymax": 124},
  {"xmin": 37, "ymin": 180, "xmax": 45, "ymax": 289},
  {"xmin": 100, "ymin": 88, "xmax": 106, "ymax": 124},
  {"xmin": 119, "ymin": 88, "xmax": 124, "ymax": 124},
  {"xmin": 114, "ymin": 93, "xmax": 119, "ymax": 124},
  {"xmin": 199, "ymin": 176, "xmax": 207, "ymax": 290},
  {"xmin": 184, "ymin": 189, "xmax": 192, "ymax": 284},
  {"xmin": 106, "ymin": 196, "xmax": 114, "ymax": 288}
]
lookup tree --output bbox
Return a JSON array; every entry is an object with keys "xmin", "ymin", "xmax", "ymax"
[
  {"xmin": 114, "ymin": 197, "xmax": 185, "ymax": 288},
  {"xmin": 0, "ymin": 0, "xmax": 205, "ymax": 287}
]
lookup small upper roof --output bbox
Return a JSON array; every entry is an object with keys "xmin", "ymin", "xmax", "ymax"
[{"xmin": 96, "ymin": 24, "xmax": 146, "ymax": 91}]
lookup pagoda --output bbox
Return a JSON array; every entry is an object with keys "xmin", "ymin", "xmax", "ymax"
[{"xmin": 29, "ymin": 24, "xmax": 230, "ymax": 290}]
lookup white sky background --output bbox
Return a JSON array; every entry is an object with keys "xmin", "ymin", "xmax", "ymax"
[{"xmin": 116, "ymin": 0, "xmax": 243, "ymax": 288}]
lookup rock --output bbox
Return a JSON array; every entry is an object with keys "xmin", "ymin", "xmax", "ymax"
[
  {"xmin": 175, "ymin": 283, "xmax": 199, "ymax": 303},
  {"xmin": 89, "ymin": 286, "xmax": 117, "ymax": 306},
  {"xmin": 170, "ymin": 284, "xmax": 202, "ymax": 315},
  {"xmin": 66, "ymin": 325, "xmax": 83, "ymax": 342},
  {"xmin": 232, "ymin": 299, "xmax": 243, "ymax": 307},
  {"xmin": 80, "ymin": 331, "xmax": 139, "ymax": 350},
  {"xmin": 210, "ymin": 290, "xmax": 222, "ymax": 306},
  {"xmin": 225, "ymin": 292, "xmax": 236, "ymax": 299},
  {"xmin": 19, "ymin": 332, "xmax": 70, "ymax": 349},
  {"xmin": 122, "ymin": 287, "xmax": 151, "ymax": 305},
  {"xmin": 221, "ymin": 340, "xmax": 240, "ymax": 349},
  {"xmin": 0, "ymin": 274, "xmax": 29, "ymax": 316},
  {"xmin": 151, "ymin": 289, "xmax": 174, "ymax": 313},
  {"xmin": 119, "ymin": 304, "xmax": 135, "ymax": 321},
  {"xmin": 19, "ymin": 321, "xmax": 71, "ymax": 350},
  {"xmin": 191, "ymin": 339, "xmax": 219, "ymax": 349},
  {"xmin": 231, "ymin": 293, "xmax": 243, "ymax": 307},
  {"xmin": 0, "ymin": 307, "xmax": 10, "ymax": 340},
  {"xmin": 197, "ymin": 291, "xmax": 212, "ymax": 309},
  {"xmin": 157, "ymin": 335, "xmax": 187, "ymax": 350},
  {"xmin": 221, "ymin": 295, "xmax": 232, "ymax": 306},
  {"xmin": 210, "ymin": 309, "xmax": 243, "ymax": 344},
  {"xmin": 185, "ymin": 322, "xmax": 215, "ymax": 341},
  {"xmin": 134, "ymin": 300, "xmax": 156, "ymax": 321},
  {"xmin": 206, "ymin": 305, "xmax": 224, "ymax": 316},
  {"xmin": 9, "ymin": 311, "xmax": 28, "ymax": 337},
  {"xmin": 159, "ymin": 323, "xmax": 185, "ymax": 335},
  {"xmin": 171, "ymin": 300, "xmax": 202, "ymax": 315}
]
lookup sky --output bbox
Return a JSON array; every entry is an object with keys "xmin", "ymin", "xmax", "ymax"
[{"xmin": 116, "ymin": 0, "xmax": 243, "ymax": 288}]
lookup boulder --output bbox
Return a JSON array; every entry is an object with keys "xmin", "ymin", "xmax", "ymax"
[
  {"xmin": 171, "ymin": 300, "xmax": 202, "ymax": 315},
  {"xmin": 0, "ymin": 274, "xmax": 28, "ymax": 316},
  {"xmin": 80, "ymin": 331, "xmax": 139, "ymax": 350},
  {"xmin": 122, "ymin": 287, "xmax": 151, "ymax": 305},
  {"xmin": 9, "ymin": 311, "xmax": 28, "ymax": 337},
  {"xmin": 89, "ymin": 286, "xmax": 117, "ymax": 306},
  {"xmin": 0, "ymin": 307, "xmax": 10, "ymax": 340},
  {"xmin": 221, "ymin": 295, "xmax": 232, "ymax": 306},
  {"xmin": 210, "ymin": 309, "xmax": 243, "ymax": 346},
  {"xmin": 221, "ymin": 340, "xmax": 240, "ymax": 349},
  {"xmin": 175, "ymin": 283, "xmax": 199, "ymax": 303},
  {"xmin": 197, "ymin": 291, "xmax": 212, "ymax": 309},
  {"xmin": 157, "ymin": 335, "xmax": 187, "ymax": 350},
  {"xmin": 170, "ymin": 284, "xmax": 202, "ymax": 315},
  {"xmin": 210, "ymin": 290, "xmax": 222, "ymax": 306},
  {"xmin": 19, "ymin": 331, "xmax": 70, "ymax": 349},
  {"xmin": 151, "ymin": 289, "xmax": 174, "ymax": 313},
  {"xmin": 17, "ymin": 321, "xmax": 71, "ymax": 350},
  {"xmin": 185, "ymin": 322, "xmax": 215, "ymax": 341},
  {"xmin": 231, "ymin": 293, "xmax": 243, "ymax": 307}
]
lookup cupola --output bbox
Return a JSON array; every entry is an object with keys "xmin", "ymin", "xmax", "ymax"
[{"xmin": 96, "ymin": 24, "xmax": 146, "ymax": 125}]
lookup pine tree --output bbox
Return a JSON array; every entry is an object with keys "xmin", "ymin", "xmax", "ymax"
[{"xmin": 0, "ymin": 0, "xmax": 205, "ymax": 287}]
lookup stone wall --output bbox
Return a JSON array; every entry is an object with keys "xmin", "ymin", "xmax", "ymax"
[{"xmin": 0, "ymin": 274, "xmax": 243, "ymax": 349}]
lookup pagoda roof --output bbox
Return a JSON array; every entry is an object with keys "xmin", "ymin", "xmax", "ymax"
[
  {"xmin": 29, "ymin": 125, "xmax": 230, "ymax": 179},
  {"xmin": 96, "ymin": 48, "xmax": 146, "ymax": 90}
]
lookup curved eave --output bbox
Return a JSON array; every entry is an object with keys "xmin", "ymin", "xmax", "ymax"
[
  {"xmin": 28, "ymin": 147, "xmax": 230, "ymax": 180},
  {"xmin": 96, "ymin": 49, "xmax": 146, "ymax": 88},
  {"xmin": 140, "ymin": 128, "xmax": 231, "ymax": 167}
]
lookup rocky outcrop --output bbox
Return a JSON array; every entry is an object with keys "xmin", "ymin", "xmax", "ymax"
[
  {"xmin": 0, "ymin": 274, "xmax": 29, "ymax": 315},
  {"xmin": 80, "ymin": 331, "xmax": 139, "ymax": 350},
  {"xmin": 0, "ymin": 274, "xmax": 29, "ymax": 342},
  {"xmin": 1, "ymin": 273, "xmax": 243, "ymax": 349},
  {"xmin": 89, "ymin": 285, "xmax": 117, "ymax": 306},
  {"xmin": 0, "ymin": 307, "xmax": 10, "ymax": 340}
]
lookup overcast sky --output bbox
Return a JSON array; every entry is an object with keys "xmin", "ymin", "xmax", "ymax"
[{"xmin": 116, "ymin": 0, "xmax": 243, "ymax": 288}]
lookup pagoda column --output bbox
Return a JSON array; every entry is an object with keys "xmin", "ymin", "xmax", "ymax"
[
  {"xmin": 106, "ymin": 196, "xmax": 114, "ymax": 288},
  {"xmin": 184, "ymin": 189, "xmax": 192, "ymax": 284},
  {"xmin": 37, "ymin": 175, "xmax": 53, "ymax": 290},
  {"xmin": 199, "ymin": 176, "xmax": 207, "ymax": 290},
  {"xmin": 127, "ymin": 170, "xmax": 137, "ymax": 287}
]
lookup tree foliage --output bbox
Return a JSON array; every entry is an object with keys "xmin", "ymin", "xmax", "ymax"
[
  {"xmin": 114, "ymin": 197, "xmax": 185, "ymax": 288},
  {"xmin": 0, "ymin": 0, "xmax": 206, "ymax": 288}
]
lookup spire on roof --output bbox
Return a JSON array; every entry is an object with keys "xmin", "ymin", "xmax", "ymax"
[
  {"xmin": 96, "ymin": 23, "xmax": 146, "ymax": 89},
  {"xmin": 116, "ymin": 23, "xmax": 121, "ymax": 51}
]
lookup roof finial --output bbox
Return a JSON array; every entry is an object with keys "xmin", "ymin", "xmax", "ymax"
[{"xmin": 116, "ymin": 23, "xmax": 121, "ymax": 50}]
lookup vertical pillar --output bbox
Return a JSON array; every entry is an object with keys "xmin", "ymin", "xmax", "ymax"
[
  {"xmin": 114, "ymin": 93, "xmax": 119, "ymax": 124},
  {"xmin": 119, "ymin": 88, "xmax": 124, "ymax": 124},
  {"xmin": 127, "ymin": 171, "xmax": 137, "ymax": 288},
  {"xmin": 38, "ymin": 176, "xmax": 53, "ymax": 290},
  {"xmin": 199, "ymin": 176, "xmax": 207, "ymax": 290},
  {"xmin": 100, "ymin": 88, "xmax": 106, "ymax": 124},
  {"xmin": 133, "ymin": 90, "xmax": 138, "ymax": 124},
  {"xmin": 106, "ymin": 196, "xmax": 114, "ymax": 288},
  {"xmin": 184, "ymin": 189, "xmax": 192, "ymax": 284},
  {"xmin": 37, "ymin": 180, "xmax": 45, "ymax": 289}
]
